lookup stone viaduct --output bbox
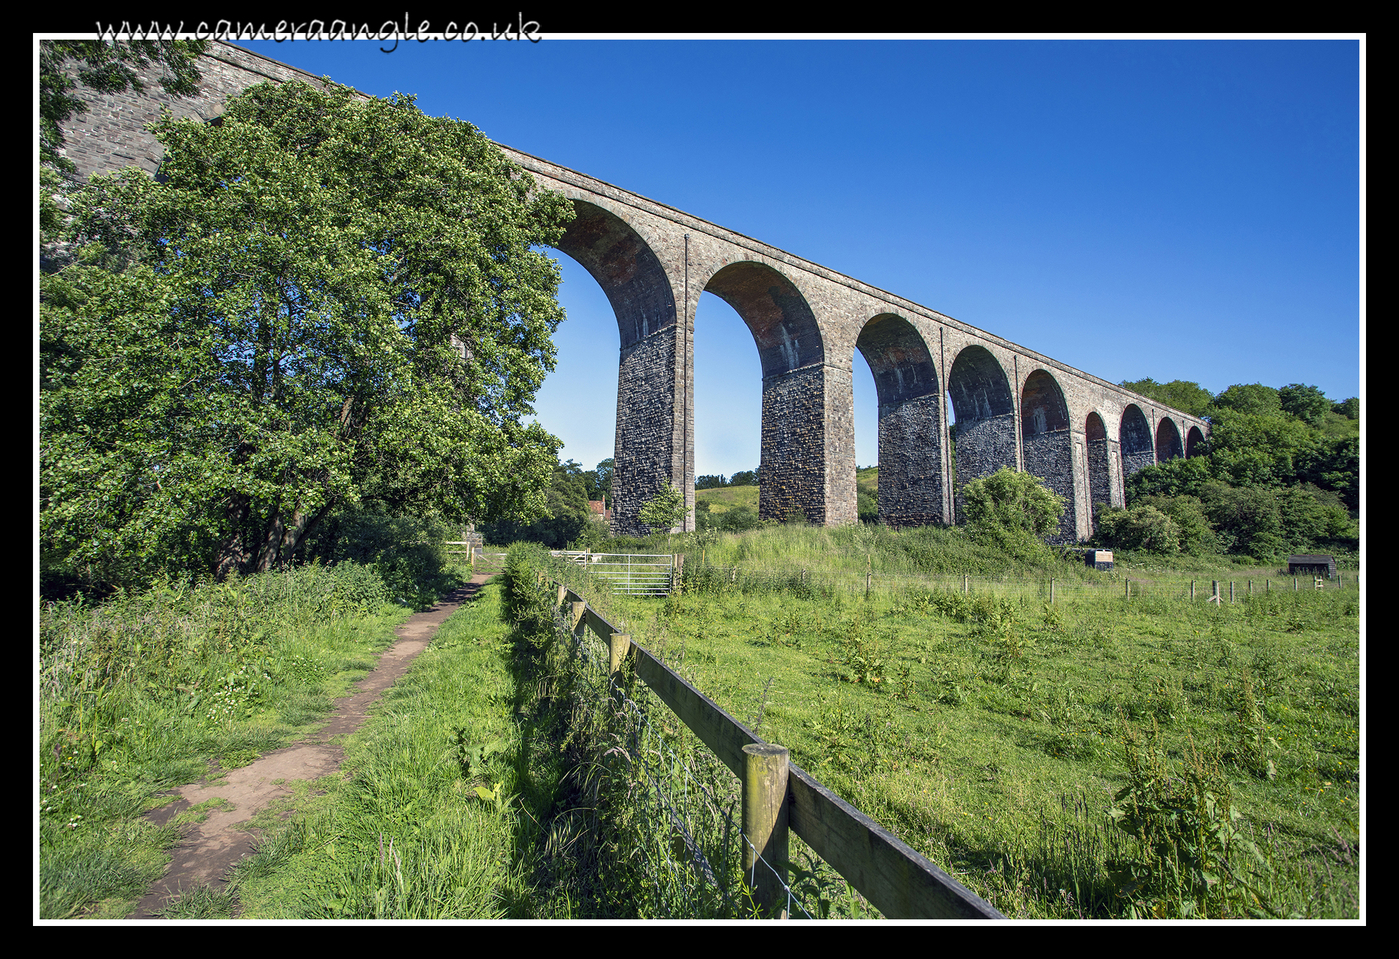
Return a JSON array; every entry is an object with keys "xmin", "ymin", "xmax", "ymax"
[{"xmin": 55, "ymin": 41, "xmax": 1210, "ymax": 541}]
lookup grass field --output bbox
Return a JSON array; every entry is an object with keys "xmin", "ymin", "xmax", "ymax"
[{"xmin": 578, "ymin": 524, "xmax": 1362, "ymax": 919}]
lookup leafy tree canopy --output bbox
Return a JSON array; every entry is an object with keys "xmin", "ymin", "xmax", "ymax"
[
  {"xmin": 1278, "ymin": 383, "xmax": 1331, "ymax": 428},
  {"xmin": 1212, "ymin": 383, "xmax": 1281, "ymax": 416},
  {"xmin": 1119, "ymin": 378, "xmax": 1214, "ymax": 418},
  {"xmin": 40, "ymin": 80, "xmax": 574, "ymax": 593},
  {"xmin": 637, "ymin": 479, "xmax": 690, "ymax": 533},
  {"xmin": 1331, "ymin": 397, "xmax": 1359, "ymax": 420}
]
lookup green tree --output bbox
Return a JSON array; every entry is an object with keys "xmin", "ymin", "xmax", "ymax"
[
  {"xmin": 1212, "ymin": 383, "xmax": 1281, "ymax": 416},
  {"xmin": 40, "ymin": 80, "xmax": 574, "ymax": 592},
  {"xmin": 1095, "ymin": 503, "xmax": 1182, "ymax": 554},
  {"xmin": 1331, "ymin": 397, "xmax": 1359, "ymax": 420},
  {"xmin": 961, "ymin": 468, "xmax": 1064, "ymax": 555},
  {"xmin": 591, "ymin": 458, "xmax": 615, "ymax": 507},
  {"xmin": 1120, "ymin": 378, "xmax": 1215, "ymax": 418},
  {"xmin": 1278, "ymin": 383, "xmax": 1331, "ymax": 428},
  {"xmin": 637, "ymin": 479, "xmax": 690, "ymax": 533}
]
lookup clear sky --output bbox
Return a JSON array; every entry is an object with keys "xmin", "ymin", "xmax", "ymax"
[{"xmin": 234, "ymin": 35, "xmax": 1363, "ymax": 479}]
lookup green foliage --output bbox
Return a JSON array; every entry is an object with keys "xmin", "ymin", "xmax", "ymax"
[
  {"xmin": 1277, "ymin": 384, "xmax": 1331, "ymax": 428},
  {"xmin": 1119, "ymin": 378, "xmax": 1215, "ymax": 418},
  {"xmin": 1108, "ymin": 725, "xmax": 1275, "ymax": 918},
  {"xmin": 697, "ymin": 504, "xmax": 765, "ymax": 533},
  {"xmin": 1212, "ymin": 383, "xmax": 1282, "ymax": 416},
  {"xmin": 857, "ymin": 486, "xmax": 879, "ymax": 524},
  {"xmin": 1095, "ymin": 504, "xmax": 1183, "ymax": 554},
  {"xmin": 482, "ymin": 460, "xmax": 603, "ymax": 549},
  {"xmin": 961, "ymin": 468, "xmax": 1064, "ymax": 557},
  {"xmin": 637, "ymin": 479, "xmax": 690, "ymax": 533},
  {"xmin": 40, "ymin": 79, "xmax": 573, "ymax": 594}
]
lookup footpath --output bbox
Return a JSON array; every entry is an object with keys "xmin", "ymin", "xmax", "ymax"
[{"xmin": 126, "ymin": 573, "xmax": 493, "ymax": 920}]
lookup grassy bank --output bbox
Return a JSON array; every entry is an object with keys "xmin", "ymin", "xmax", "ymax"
[{"xmin": 37, "ymin": 563, "xmax": 442, "ymax": 919}]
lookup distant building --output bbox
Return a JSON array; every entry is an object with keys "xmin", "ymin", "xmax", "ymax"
[
  {"xmin": 587, "ymin": 501, "xmax": 613, "ymax": 524},
  {"xmin": 1287, "ymin": 554, "xmax": 1336, "ymax": 579}
]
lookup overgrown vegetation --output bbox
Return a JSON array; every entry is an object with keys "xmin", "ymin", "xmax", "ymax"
[{"xmin": 37, "ymin": 562, "xmax": 437, "ymax": 918}]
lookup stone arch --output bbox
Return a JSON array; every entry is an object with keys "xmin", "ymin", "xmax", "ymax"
[
  {"xmin": 946, "ymin": 345, "xmax": 1017, "ymax": 521},
  {"xmin": 1156, "ymin": 417, "xmax": 1184, "ymax": 463},
  {"xmin": 1120, "ymin": 404, "xmax": 1155, "ymax": 483},
  {"xmin": 1020, "ymin": 369, "xmax": 1076, "ymax": 542},
  {"xmin": 1085, "ymin": 411, "xmax": 1111, "ymax": 533},
  {"xmin": 1185, "ymin": 425, "xmax": 1206, "ymax": 459},
  {"xmin": 553, "ymin": 200, "xmax": 681, "ymax": 536},
  {"xmin": 703, "ymin": 261, "xmax": 828, "ymax": 524},
  {"xmin": 855, "ymin": 313, "xmax": 943, "ymax": 527}
]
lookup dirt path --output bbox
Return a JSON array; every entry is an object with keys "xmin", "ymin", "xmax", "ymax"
[{"xmin": 127, "ymin": 573, "xmax": 494, "ymax": 919}]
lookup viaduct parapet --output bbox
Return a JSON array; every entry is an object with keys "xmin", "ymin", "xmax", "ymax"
[{"xmin": 54, "ymin": 41, "xmax": 1211, "ymax": 540}]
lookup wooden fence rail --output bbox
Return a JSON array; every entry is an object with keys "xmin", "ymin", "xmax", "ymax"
[{"xmin": 550, "ymin": 578, "xmax": 1005, "ymax": 920}]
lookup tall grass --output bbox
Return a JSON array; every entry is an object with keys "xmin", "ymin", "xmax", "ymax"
[{"xmin": 37, "ymin": 561, "xmax": 425, "ymax": 919}]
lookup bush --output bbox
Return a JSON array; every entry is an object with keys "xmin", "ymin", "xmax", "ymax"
[
  {"xmin": 1096, "ymin": 504, "xmax": 1182, "ymax": 554},
  {"xmin": 961, "ymin": 468, "xmax": 1064, "ymax": 560}
]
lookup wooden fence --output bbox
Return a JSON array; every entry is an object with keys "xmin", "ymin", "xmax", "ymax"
[{"xmin": 548, "ymin": 577, "xmax": 1005, "ymax": 920}]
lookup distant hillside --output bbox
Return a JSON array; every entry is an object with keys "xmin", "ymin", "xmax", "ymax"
[
  {"xmin": 696, "ymin": 484, "xmax": 758, "ymax": 513},
  {"xmin": 695, "ymin": 468, "xmax": 879, "ymax": 516}
]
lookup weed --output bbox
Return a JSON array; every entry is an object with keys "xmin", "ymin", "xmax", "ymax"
[{"xmin": 1107, "ymin": 721, "xmax": 1275, "ymax": 918}]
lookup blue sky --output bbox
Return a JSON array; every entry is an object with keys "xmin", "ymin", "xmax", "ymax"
[{"xmin": 237, "ymin": 36, "xmax": 1363, "ymax": 479}]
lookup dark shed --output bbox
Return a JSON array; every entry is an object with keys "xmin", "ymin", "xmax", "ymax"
[{"xmin": 1287, "ymin": 554, "xmax": 1337, "ymax": 579}]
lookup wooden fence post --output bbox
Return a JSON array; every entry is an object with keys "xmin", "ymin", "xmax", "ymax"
[
  {"xmin": 1125, "ymin": 579, "xmax": 1130, "ymax": 600},
  {"xmin": 1191, "ymin": 580, "xmax": 1195, "ymax": 601},
  {"xmin": 609, "ymin": 633, "xmax": 632, "ymax": 677},
  {"xmin": 1049, "ymin": 578, "xmax": 1055, "ymax": 604},
  {"xmin": 742, "ymin": 743, "xmax": 790, "ymax": 919},
  {"xmin": 1230, "ymin": 581, "xmax": 1235, "ymax": 604}
]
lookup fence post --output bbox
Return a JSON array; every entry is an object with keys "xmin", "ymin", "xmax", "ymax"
[
  {"xmin": 1230, "ymin": 581, "xmax": 1235, "ymax": 604},
  {"xmin": 742, "ymin": 743, "xmax": 790, "ymax": 919},
  {"xmin": 608, "ymin": 632, "xmax": 632, "ymax": 677},
  {"xmin": 570, "ymin": 601, "xmax": 586, "ymax": 637},
  {"xmin": 1125, "ymin": 578, "xmax": 1130, "ymax": 600},
  {"xmin": 1050, "ymin": 578, "xmax": 1055, "ymax": 604},
  {"xmin": 1191, "ymin": 580, "xmax": 1195, "ymax": 601}
]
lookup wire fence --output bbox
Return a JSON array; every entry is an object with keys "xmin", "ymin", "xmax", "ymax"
[
  {"xmin": 678, "ymin": 562, "xmax": 1360, "ymax": 607},
  {"xmin": 550, "ymin": 597, "xmax": 847, "ymax": 919}
]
